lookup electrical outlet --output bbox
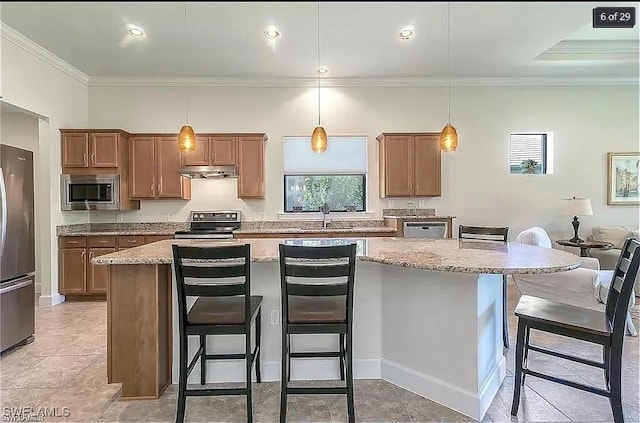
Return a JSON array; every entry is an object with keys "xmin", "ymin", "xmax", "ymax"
[
  {"xmin": 116, "ymin": 213, "xmax": 124, "ymax": 223},
  {"xmin": 269, "ymin": 309, "xmax": 280, "ymax": 326},
  {"xmin": 387, "ymin": 200, "xmax": 394, "ymax": 208},
  {"xmin": 168, "ymin": 213, "xmax": 174, "ymax": 222},
  {"xmin": 418, "ymin": 200, "xmax": 426, "ymax": 208}
]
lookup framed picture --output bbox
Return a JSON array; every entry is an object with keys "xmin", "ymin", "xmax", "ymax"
[{"xmin": 607, "ymin": 152, "xmax": 640, "ymax": 205}]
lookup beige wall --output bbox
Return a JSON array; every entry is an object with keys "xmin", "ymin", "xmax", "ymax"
[{"xmin": 88, "ymin": 84, "xmax": 640, "ymax": 241}]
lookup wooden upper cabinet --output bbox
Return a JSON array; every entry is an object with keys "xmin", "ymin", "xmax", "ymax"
[
  {"xmin": 383, "ymin": 135, "xmax": 414, "ymax": 197},
  {"xmin": 156, "ymin": 137, "xmax": 188, "ymax": 198},
  {"xmin": 181, "ymin": 136, "xmax": 209, "ymax": 166},
  {"xmin": 129, "ymin": 136, "xmax": 191, "ymax": 200},
  {"xmin": 377, "ymin": 133, "xmax": 441, "ymax": 198},
  {"xmin": 237, "ymin": 135, "xmax": 266, "ymax": 198},
  {"xmin": 129, "ymin": 137, "xmax": 156, "ymax": 199},
  {"xmin": 210, "ymin": 136, "xmax": 236, "ymax": 165},
  {"xmin": 414, "ymin": 135, "xmax": 441, "ymax": 197},
  {"xmin": 62, "ymin": 133, "xmax": 89, "ymax": 168},
  {"xmin": 90, "ymin": 133, "xmax": 119, "ymax": 167},
  {"xmin": 59, "ymin": 248, "xmax": 87, "ymax": 294}
]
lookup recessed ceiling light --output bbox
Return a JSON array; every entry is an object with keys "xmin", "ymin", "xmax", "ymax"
[
  {"xmin": 264, "ymin": 26, "xmax": 281, "ymax": 40},
  {"xmin": 317, "ymin": 66, "xmax": 329, "ymax": 74},
  {"xmin": 127, "ymin": 25, "xmax": 145, "ymax": 39},
  {"xmin": 399, "ymin": 26, "xmax": 415, "ymax": 40}
]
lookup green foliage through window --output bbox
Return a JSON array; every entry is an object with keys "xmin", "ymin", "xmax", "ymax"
[{"xmin": 284, "ymin": 175, "xmax": 365, "ymax": 212}]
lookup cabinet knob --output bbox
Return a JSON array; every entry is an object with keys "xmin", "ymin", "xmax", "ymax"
[
  {"xmin": 83, "ymin": 153, "xmax": 87, "ymax": 164},
  {"xmin": 150, "ymin": 183, "xmax": 154, "ymax": 195},
  {"xmin": 98, "ymin": 240, "xmax": 107, "ymax": 244},
  {"xmin": 69, "ymin": 240, "xmax": 78, "ymax": 244},
  {"xmin": 210, "ymin": 154, "xmax": 215, "ymax": 163},
  {"xmin": 89, "ymin": 251, "xmax": 93, "ymax": 260},
  {"xmin": 81, "ymin": 250, "xmax": 85, "ymax": 263},
  {"xmin": 91, "ymin": 153, "xmax": 95, "ymax": 164}
]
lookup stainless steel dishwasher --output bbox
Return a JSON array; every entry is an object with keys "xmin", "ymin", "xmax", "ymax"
[{"xmin": 403, "ymin": 221, "xmax": 448, "ymax": 238}]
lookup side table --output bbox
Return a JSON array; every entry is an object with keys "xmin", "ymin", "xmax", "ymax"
[{"xmin": 556, "ymin": 239, "xmax": 614, "ymax": 257}]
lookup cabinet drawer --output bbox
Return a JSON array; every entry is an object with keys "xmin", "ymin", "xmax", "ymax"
[
  {"xmin": 59, "ymin": 236, "xmax": 87, "ymax": 248},
  {"xmin": 117, "ymin": 236, "xmax": 146, "ymax": 248},
  {"xmin": 88, "ymin": 236, "xmax": 116, "ymax": 248}
]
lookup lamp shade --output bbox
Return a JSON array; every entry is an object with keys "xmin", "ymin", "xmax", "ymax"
[
  {"xmin": 178, "ymin": 124, "xmax": 196, "ymax": 153},
  {"xmin": 561, "ymin": 197, "xmax": 593, "ymax": 216},
  {"xmin": 311, "ymin": 126, "xmax": 327, "ymax": 153},
  {"xmin": 439, "ymin": 123, "xmax": 458, "ymax": 152}
]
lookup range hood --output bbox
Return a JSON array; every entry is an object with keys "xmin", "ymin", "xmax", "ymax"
[{"xmin": 180, "ymin": 165, "xmax": 238, "ymax": 179}]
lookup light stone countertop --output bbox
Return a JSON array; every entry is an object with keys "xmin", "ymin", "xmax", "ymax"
[
  {"xmin": 233, "ymin": 226, "xmax": 397, "ymax": 234},
  {"xmin": 92, "ymin": 237, "xmax": 583, "ymax": 275},
  {"xmin": 382, "ymin": 215, "xmax": 456, "ymax": 220}
]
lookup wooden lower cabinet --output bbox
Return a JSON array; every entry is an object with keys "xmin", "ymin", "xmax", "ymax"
[
  {"xmin": 88, "ymin": 248, "xmax": 115, "ymax": 294},
  {"xmin": 59, "ymin": 248, "xmax": 87, "ymax": 294}
]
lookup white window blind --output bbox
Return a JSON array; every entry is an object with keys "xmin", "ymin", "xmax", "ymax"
[
  {"xmin": 283, "ymin": 136, "xmax": 368, "ymax": 174},
  {"xmin": 509, "ymin": 134, "xmax": 544, "ymax": 167}
]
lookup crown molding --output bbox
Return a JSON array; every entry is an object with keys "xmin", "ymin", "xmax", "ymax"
[
  {"xmin": 0, "ymin": 23, "xmax": 89, "ymax": 85},
  {"xmin": 536, "ymin": 40, "xmax": 639, "ymax": 62},
  {"xmin": 88, "ymin": 76, "xmax": 639, "ymax": 87}
]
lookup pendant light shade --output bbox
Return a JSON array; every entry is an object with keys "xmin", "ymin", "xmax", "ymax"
[
  {"xmin": 439, "ymin": 123, "xmax": 458, "ymax": 152},
  {"xmin": 440, "ymin": 2, "xmax": 458, "ymax": 152},
  {"xmin": 178, "ymin": 124, "xmax": 196, "ymax": 153},
  {"xmin": 311, "ymin": 126, "xmax": 328, "ymax": 153},
  {"xmin": 178, "ymin": 3, "xmax": 196, "ymax": 153}
]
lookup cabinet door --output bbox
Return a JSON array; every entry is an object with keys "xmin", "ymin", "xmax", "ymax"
[
  {"xmin": 129, "ymin": 137, "xmax": 157, "ymax": 198},
  {"xmin": 59, "ymin": 248, "xmax": 87, "ymax": 294},
  {"xmin": 384, "ymin": 136, "xmax": 414, "ymax": 196},
  {"xmin": 237, "ymin": 136, "xmax": 265, "ymax": 198},
  {"xmin": 61, "ymin": 133, "xmax": 89, "ymax": 168},
  {"xmin": 414, "ymin": 135, "xmax": 441, "ymax": 197},
  {"xmin": 88, "ymin": 247, "xmax": 115, "ymax": 294},
  {"xmin": 210, "ymin": 136, "xmax": 236, "ymax": 165},
  {"xmin": 90, "ymin": 133, "xmax": 119, "ymax": 168},
  {"xmin": 181, "ymin": 136, "xmax": 209, "ymax": 166},
  {"xmin": 157, "ymin": 137, "xmax": 186, "ymax": 198}
]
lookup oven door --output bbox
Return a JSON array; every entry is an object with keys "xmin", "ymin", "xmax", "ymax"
[{"xmin": 61, "ymin": 175, "xmax": 120, "ymax": 210}]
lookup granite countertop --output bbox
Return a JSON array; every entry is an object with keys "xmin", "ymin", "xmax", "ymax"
[
  {"xmin": 57, "ymin": 223, "xmax": 188, "ymax": 237},
  {"xmin": 93, "ymin": 237, "xmax": 582, "ymax": 275},
  {"xmin": 234, "ymin": 226, "xmax": 397, "ymax": 234},
  {"xmin": 382, "ymin": 215, "xmax": 457, "ymax": 220}
]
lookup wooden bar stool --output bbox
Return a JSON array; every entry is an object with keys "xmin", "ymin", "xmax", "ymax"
[
  {"xmin": 278, "ymin": 243, "xmax": 357, "ymax": 423},
  {"xmin": 511, "ymin": 238, "xmax": 640, "ymax": 423},
  {"xmin": 459, "ymin": 224, "xmax": 510, "ymax": 348},
  {"xmin": 172, "ymin": 244, "xmax": 262, "ymax": 423}
]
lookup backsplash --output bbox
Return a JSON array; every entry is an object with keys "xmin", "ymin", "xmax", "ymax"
[
  {"xmin": 240, "ymin": 219, "xmax": 387, "ymax": 230},
  {"xmin": 382, "ymin": 208, "xmax": 436, "ymax": 217}
]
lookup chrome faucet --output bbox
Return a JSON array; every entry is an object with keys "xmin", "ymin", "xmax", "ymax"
[
  {"xmin": 406, "ymin": 202, "xmax": 416, "ymax": 217},
  {"xmin": 320, "ymin": 202, "xmax": 331, "ymax": 228}
]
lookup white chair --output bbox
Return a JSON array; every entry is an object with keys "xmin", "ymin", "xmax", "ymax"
[{"xmin": 512, "ymin": 227, "xmax": 637, "ymax": 336}]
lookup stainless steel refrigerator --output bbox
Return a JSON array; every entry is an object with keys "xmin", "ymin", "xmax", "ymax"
[{"xmin": 0, "ymin": 144, "xmax": 35, "ymax": 352}]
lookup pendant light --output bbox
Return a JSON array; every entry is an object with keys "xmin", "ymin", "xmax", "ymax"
[
  {"xmin": 178, "ymin": 2, "xmax": 195, "ymax": 153},
  {"xmin": 440, "ymin": 2, "xmax": 458, "ymax": 152},
  {"xmin": 311, "ymin": 2, "xmax": 327, "ymax": 153}
]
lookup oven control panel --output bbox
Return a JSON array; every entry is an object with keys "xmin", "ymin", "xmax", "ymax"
[{"xmin": 189, "ymin": 211, "xmax": 241, "ymax": 223}]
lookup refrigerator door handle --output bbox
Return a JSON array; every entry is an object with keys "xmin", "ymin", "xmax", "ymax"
[
  {"xmin": 0, "ymin": 278, "xmax": 33, "ymax": 295},
  {"xmin": 0, "ymin": 168, "xmax": 7, "ymax": 256}
]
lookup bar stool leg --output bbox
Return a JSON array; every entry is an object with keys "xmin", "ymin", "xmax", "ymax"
[
  {"xmin": 280, "ymin": 328, "xmax": 289, "ymax": 423},
  {"xmin": 246, "ymin": 322, "xmax": 253, "ymax": 423},
  {"xmin": 255, "ymin": 309, "xmax": 262, "ymax": 383},
  {"xmin": 346, "ymin": 330, "xmax": 355, "ymax": 423},
  {"xmin": 199, "ymin": 335, "xmax": 206, "ymax": 385},
  {"xmin": 176, "ymin": 333, "xmax": 188, "ymax": 423},
  {"xmin": 603, "ymin": 345, "xmax": 611, "ymax": 388},
  {"xmin": 521, "ymin": 326, "xmax": 530, "ymax": 385},
  {"xmin": 339, "ymin": 334, "xmax": 345, "ymax": 381},
  {"xmin": 287, "ymin": 334, "xmax": 292, "ymax": 382},
  {"xmin": 609, "ymin": 347, "xmax": 623, "ymax": 423},
  {"xmin": 502, "ymin": 275, "xmax": 509, "ymax": 349},
  {"xmin": 510, "ymin": 320, "xmax": 527, "ymax": 416}
]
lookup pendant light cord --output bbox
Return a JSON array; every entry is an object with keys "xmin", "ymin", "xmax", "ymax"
[
  {"xmin": 184, "ymin": 2, "xmax": 189, "ymax": 125},
  {"xmin": 317, "ymin": 1, "xmax": 321, "ymax": 127},
  {"xmin": 447, "ymin": 1, "xmax": 451, "ymax": 125}
]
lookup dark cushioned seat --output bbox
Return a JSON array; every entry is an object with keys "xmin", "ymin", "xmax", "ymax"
[
  {"xmin": 288, "ymin": 296, "xmax": 346, "ymax": 323},
  {"xmin": 187, "ymin": 295, "xmax": 263, "ymax": 325}
]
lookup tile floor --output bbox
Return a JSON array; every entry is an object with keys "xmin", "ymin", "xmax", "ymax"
[{"xmin": 1, "ymin": 286, "xmax": 639, "ymax": 422}]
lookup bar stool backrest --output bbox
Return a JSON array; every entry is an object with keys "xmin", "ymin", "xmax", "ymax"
[
  {"xmin": 172, "ymin": 244, "xmax": 251, "ymax": 325},
  {"xmin": 605, "ymin": 238, "xmax": 640, "ymax": 340},
  {"xmin": 459, "ymin": 225, "xmax": 509, "ymax": 242},
  {"xmin": 278, "ymin": 243, "xmax": 357, "ymax": 325}
]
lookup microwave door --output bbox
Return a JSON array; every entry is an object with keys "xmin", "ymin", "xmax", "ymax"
[{"xmin": 61, "ymin": 175, "xmax": 120, "ymax": 211}]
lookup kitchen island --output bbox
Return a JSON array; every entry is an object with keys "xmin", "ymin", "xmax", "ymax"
[{"xmin": 93, "ymin": 237, "xmax": 581, "ymax": 420}]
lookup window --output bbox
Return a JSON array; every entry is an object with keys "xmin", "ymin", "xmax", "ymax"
[
  {"xmin": 509, "ymin": 133, "xmax": 553, "ymax": 174},
  {"xmin": 283, "ymin": 136, "xmax": 367, "ymax": 212}
]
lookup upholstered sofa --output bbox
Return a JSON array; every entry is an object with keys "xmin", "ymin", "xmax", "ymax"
[
  {"xmin": 512, "ymin": 226, "xmax": 636, "ymax": 336},
  {"xmin": 588, "ymin": 226, "xmax": 640, "ymax": 297}
]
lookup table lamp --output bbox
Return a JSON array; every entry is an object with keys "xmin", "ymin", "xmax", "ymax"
[{"xmin": 561, "ymin": 197, "xmax": 593, "ymax": 243}]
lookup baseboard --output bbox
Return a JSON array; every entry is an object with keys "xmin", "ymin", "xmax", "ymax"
[
  {"xmin": 183, "ymin": 358, "xmax": 381, "ymax": 385},
  {"xmin": 381, "ymin": 357, "xmax": 506, "ymax": 421},
  {"xmin": 38, "ymin": 293, "xmax": 65, "ymax": 307}
]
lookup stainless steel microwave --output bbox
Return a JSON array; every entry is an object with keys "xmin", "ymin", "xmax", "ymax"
[{"xmin": 61, "ymin": 174, "xmax": 120, "ymax": 211}]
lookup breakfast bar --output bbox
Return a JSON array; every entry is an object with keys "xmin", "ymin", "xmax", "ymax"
[{"xmin": 93, "ymin": 237, "xmax": 581, "ymax": 420}]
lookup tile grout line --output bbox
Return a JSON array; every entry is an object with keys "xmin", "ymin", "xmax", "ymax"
[{"xmin": 524, "ymin": 379, "xmax": 575, "ymax": 422}]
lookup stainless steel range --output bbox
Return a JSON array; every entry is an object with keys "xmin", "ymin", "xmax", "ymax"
[{"xmin": 174, "ymin": 211, "xmax": 241, "ymax": 239}]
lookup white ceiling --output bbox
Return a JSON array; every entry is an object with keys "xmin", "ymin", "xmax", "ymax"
[{"xmin": 1, "ymin": 1, "xmax": 638, "ymax": 80}]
